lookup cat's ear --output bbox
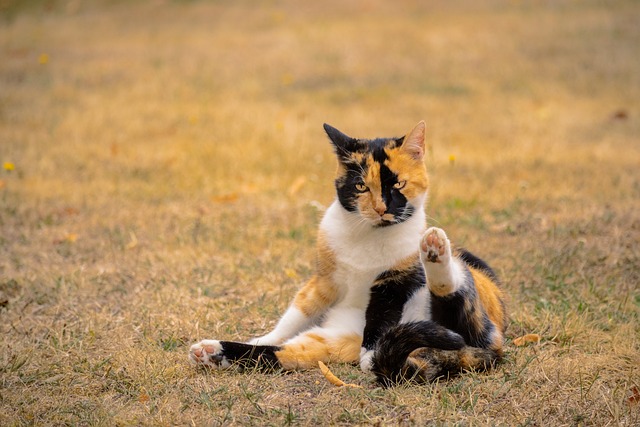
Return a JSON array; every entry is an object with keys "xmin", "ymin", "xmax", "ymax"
[
  {"xmin": 402, "ymin": 120, "xmax": 426, "ymax": 160},
  {"xmin": 324, "ymin": 123, "xmax": 358, "ymax": 159}
]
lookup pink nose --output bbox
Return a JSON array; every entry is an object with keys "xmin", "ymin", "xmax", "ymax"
[{"xmin": 375, "ymin": 205, "xmax": 386, "ymax": 216}]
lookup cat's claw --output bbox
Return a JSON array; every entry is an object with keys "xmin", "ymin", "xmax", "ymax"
[
  {"xmin": 420, "ymin": 227, "xmax": 451, "ymax": 264},
  {"xmin": 189, "ymin": 340, "xmax": 231, "ymax": 368}
]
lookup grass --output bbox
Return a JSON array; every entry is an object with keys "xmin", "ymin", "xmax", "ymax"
[{"xmin": 1, "ymin": 0, "xmax": 639, "ymax": 425}]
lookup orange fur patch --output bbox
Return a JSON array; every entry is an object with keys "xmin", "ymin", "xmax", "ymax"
[
  {"xmin": 294, "ymin": 232, "xmax": 338, "ymax": 317},
  {"xmin": 384, "ymin": 147, "xmax": 428, "ymax": 200},
  {"xmin": 294, "ymin": 275, "xmax": 338, "ymax": 318},
  {"xmin": 393, "ymin": 252, "xmax": 420, "ymax": 271},
  {"xmin": 470, "ymin": 267, "xmax": 507, "ymax": 342},
  {"xmin": 275, "ymin": 333, "xmax": 361, "ymax": 369},
  {"xmin": 374, "ymin": 253, "xmax": 421, "ymax": 286}
]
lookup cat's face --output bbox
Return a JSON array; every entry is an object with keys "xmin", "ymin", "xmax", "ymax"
[{"xmin": 324, "ymin": 121, "xmax": 428, "ymax": 227}]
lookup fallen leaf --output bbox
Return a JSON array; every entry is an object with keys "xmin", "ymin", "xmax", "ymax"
[
  {"xmin": 126, "ymin": 232, "xmax": 138, "ymax": 250},
  {"xmin": 211, "ymin": 193, "xmax": 239, "ymax": 204},
  {"xmin": 513, "ymin": 333, "xmax": 541, "ymax": 347},
  {"xmin": 60, "ymin": 207, "xmax": 79, "ymax": 217},
  {"xmin": 281, "ymin": 73, "xmax": 294, "ymax": 86},
  {"xmin": 53, "ymin": 233, "xmax": 78, "ymax": 245},
  {"xmin": 284, "ymin": 268, "xmax": 298, "ymax": 280},
  {"xmin": 628, "ymin": 386, "xmax": 640, "ymax": 405},
  {"xmin": 318, "ymin": 361, "xmax": 361, "ymax": 388},
  {"xmin": 138, "ymin": 393, "xmax": 150, "ymax": 403},
  {"xmin": 287, "ymin": 176, "xmax": 307, "ymax": 197},
  {"xmin": 611, "ymin": 110, "xmax": 628, "ymax": 121}
]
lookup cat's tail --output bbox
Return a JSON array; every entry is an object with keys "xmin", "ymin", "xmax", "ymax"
[{"xmin": 371, "ymin": 321, "xmax": 500, "ymax": 386}]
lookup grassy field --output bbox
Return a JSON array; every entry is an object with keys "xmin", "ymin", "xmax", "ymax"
[{"xmin": 1, "ymin": 0, "xmax": 639, "ymax": 425}]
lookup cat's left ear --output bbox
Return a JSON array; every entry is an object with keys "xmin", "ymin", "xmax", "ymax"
[
  {"xmin": 324, "ymin": 123, "xmax": 359, "ymax": 159},
  {"xmin": 402, "ymin": 120, "xmax": 426, "ymax": 160}
]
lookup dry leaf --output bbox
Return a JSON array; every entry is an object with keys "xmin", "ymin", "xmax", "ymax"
[
  {"xmin": 629, "ymin": 386, "xmax": 640, "ymax": 405},
  {"xmin": 513, "ymin": 333, "xmax": 541, "ymax": 347},
  {"xmin": 284, "ymin": 268, "xmax": 298, "ymax": 279},
  {"xmin": 287, "ymin": 175, "xmax": 306, "ymax": 197},
  {"xmin": 611, "ymin": 109, "xmax": 628, "ymax": 121},
  {"xmin": 318, "ymin": 361, "xmax": 361, "ymax": 388},
  {"xmin": 126, "ymin": 232, "xmax": 138, "ymax": 250},
  {"xmin": 54, "ymin": 233, "xmax": 78, "ymax": 244},
  {"xmin": 211, "ymin": 193, "xmax": 239, "ymax": 204}
]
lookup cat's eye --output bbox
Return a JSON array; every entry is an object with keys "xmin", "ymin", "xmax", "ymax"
[
  {"xmin": 355, "ymin": 183, "xmax": 368, "ymax": 192},
  {"xmin": 393, "ymin": 180, "xmax": 407, "ymax": 190}
]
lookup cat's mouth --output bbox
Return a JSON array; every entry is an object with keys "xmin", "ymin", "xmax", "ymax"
[
  {"xmin": 376, "ymin": 219, "xmax": 396, "ymax": 227},
  {"xmin": 371, "ymin": 213, "xmax": 399, "ymax": 227},
  {"xmin": 368, "ymin": 205, "xmax": 415, "ymax": 227}
]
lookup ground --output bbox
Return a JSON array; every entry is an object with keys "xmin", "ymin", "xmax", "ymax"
[{"xmin": 1, "ymin": 0, "xmax": 639, "ymax": 425}]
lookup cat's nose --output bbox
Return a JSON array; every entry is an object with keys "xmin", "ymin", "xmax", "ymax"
[{"xmin": 374, "ymin": 204, "xmax": 387, "ymax": 216}]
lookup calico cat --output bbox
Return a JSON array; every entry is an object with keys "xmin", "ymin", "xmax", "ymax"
[{"xmin": 189, "ymin": 121, "xmax": 507, "ymax": 384}]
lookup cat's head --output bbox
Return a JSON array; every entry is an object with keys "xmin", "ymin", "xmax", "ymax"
[{"xmin": 324, "ymin": 121, "xmax": 428, "ymax": 227}]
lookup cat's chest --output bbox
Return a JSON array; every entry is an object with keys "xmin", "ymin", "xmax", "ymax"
[{"xmin": 321, "ymin": 201, "xmax": 424, "ymax": 285}]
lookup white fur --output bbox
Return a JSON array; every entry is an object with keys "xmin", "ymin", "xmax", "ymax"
[
  {"xmin": 189, "ymin": 339, "xmax": 230, "ymax": 369},
  {"xmin": 420, "ymin": 227, "xmax": 467, "ymax": 297},
  {"xmin": 400, "ymin": 286, "xmax": 431, "ymax": 324},
  {"xmin": 280, "ymin": 306, "xmax": 366, "ymax": 365},
  {"xmin": 321, "ymin": 197, "xmax": 426, "ymax": 274},
  {"xmin": 283, "ymin": 306, "xmax": 366, "ymax": 347},
  {"xmin": 359, "ymin": 347, "xmax": 374, "ymax": 372},
  {"xmin": 248, "ymin": 306, "xmax": 313, "ymax": 346},
  {"xmin": 315, "ymin": 198, "xmax": 428, "ymax": 373}
]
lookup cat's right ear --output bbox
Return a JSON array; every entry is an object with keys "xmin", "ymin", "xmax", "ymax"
[{"xmin": 323, "ymin": 123, "xmax": 358, "ymax": 160}]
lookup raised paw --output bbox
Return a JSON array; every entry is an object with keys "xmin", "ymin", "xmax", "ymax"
[
  {"xmin": 189, "ymin": 340, "xmax": 231, "ymax": 369},
  {"xmin": 420, "ymin": 227, "xmax": 451, "ymax": 264}
]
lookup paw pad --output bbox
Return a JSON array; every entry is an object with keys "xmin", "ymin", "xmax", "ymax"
[
  {"xmin": 189, "ymin": 340, "xmax": 229, "ymax": 368},
  {"xmin": 420, "ymin": 227, "xmax": 450, "ymax": 264}
]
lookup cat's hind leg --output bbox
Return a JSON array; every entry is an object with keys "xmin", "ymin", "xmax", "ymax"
[
  {"xmin": 189, "ymin": 339, "xmax": 280, "ymax": 370},
  {"xmin": 189, "ymin": 308, "xmax": 363, "ymax": 371},
  {"xmin": 420, "ymin": 227, "xmax": 467, "ymax": 297},
  {"xmin": 189, "ymin": 331, "xmax": 361, "ymax": 371}
]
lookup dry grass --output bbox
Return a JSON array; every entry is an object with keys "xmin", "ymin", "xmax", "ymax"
[{"xmin": 1, "ymin": 0, "xmax": 639, "ymax": 425}]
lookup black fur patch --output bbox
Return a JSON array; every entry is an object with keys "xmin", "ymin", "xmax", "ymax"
[
  {"xmin": 371, "ymin": 321, "xmax": 466, "ymax": 385},
  {"xmin": 324, "ymin": 124, "xmax": 410, "ymax": 221},
  {"xmin": 429, "ymin": 284, "xmax": 495, "ymax": 349},
  {"xmin": 219, "ymin": 341, "xmax": 281, "ymax": 370},
  {"xmin": 458, "ymin": 249, "xmax": 499, "ymax": 282},
  {"xmin": 362, "ymin": 264, "xmax": 425, "ymax": 350}
]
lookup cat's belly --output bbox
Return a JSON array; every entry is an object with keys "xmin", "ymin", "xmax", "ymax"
[{"xmin": 331, "ymin": 262, "xmax": 380, "ymax": 310}]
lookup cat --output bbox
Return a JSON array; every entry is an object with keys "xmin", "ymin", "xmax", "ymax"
[{"xmin": 189, "ymin": 121, "xmax": 507, "ymax": 384}]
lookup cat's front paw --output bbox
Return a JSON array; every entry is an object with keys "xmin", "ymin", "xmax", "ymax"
[
  {"xmin": 420, "ymin": 227, "xmax": 451, "ymax": 264},
  {"xmin": 189, "ymin": 340, "xmax": 231, "ymax": 369}
]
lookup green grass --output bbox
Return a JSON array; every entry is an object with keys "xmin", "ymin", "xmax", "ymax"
[{"xmin": 1, "ymin": 0, "xmax": 639, "ymax": 425}]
